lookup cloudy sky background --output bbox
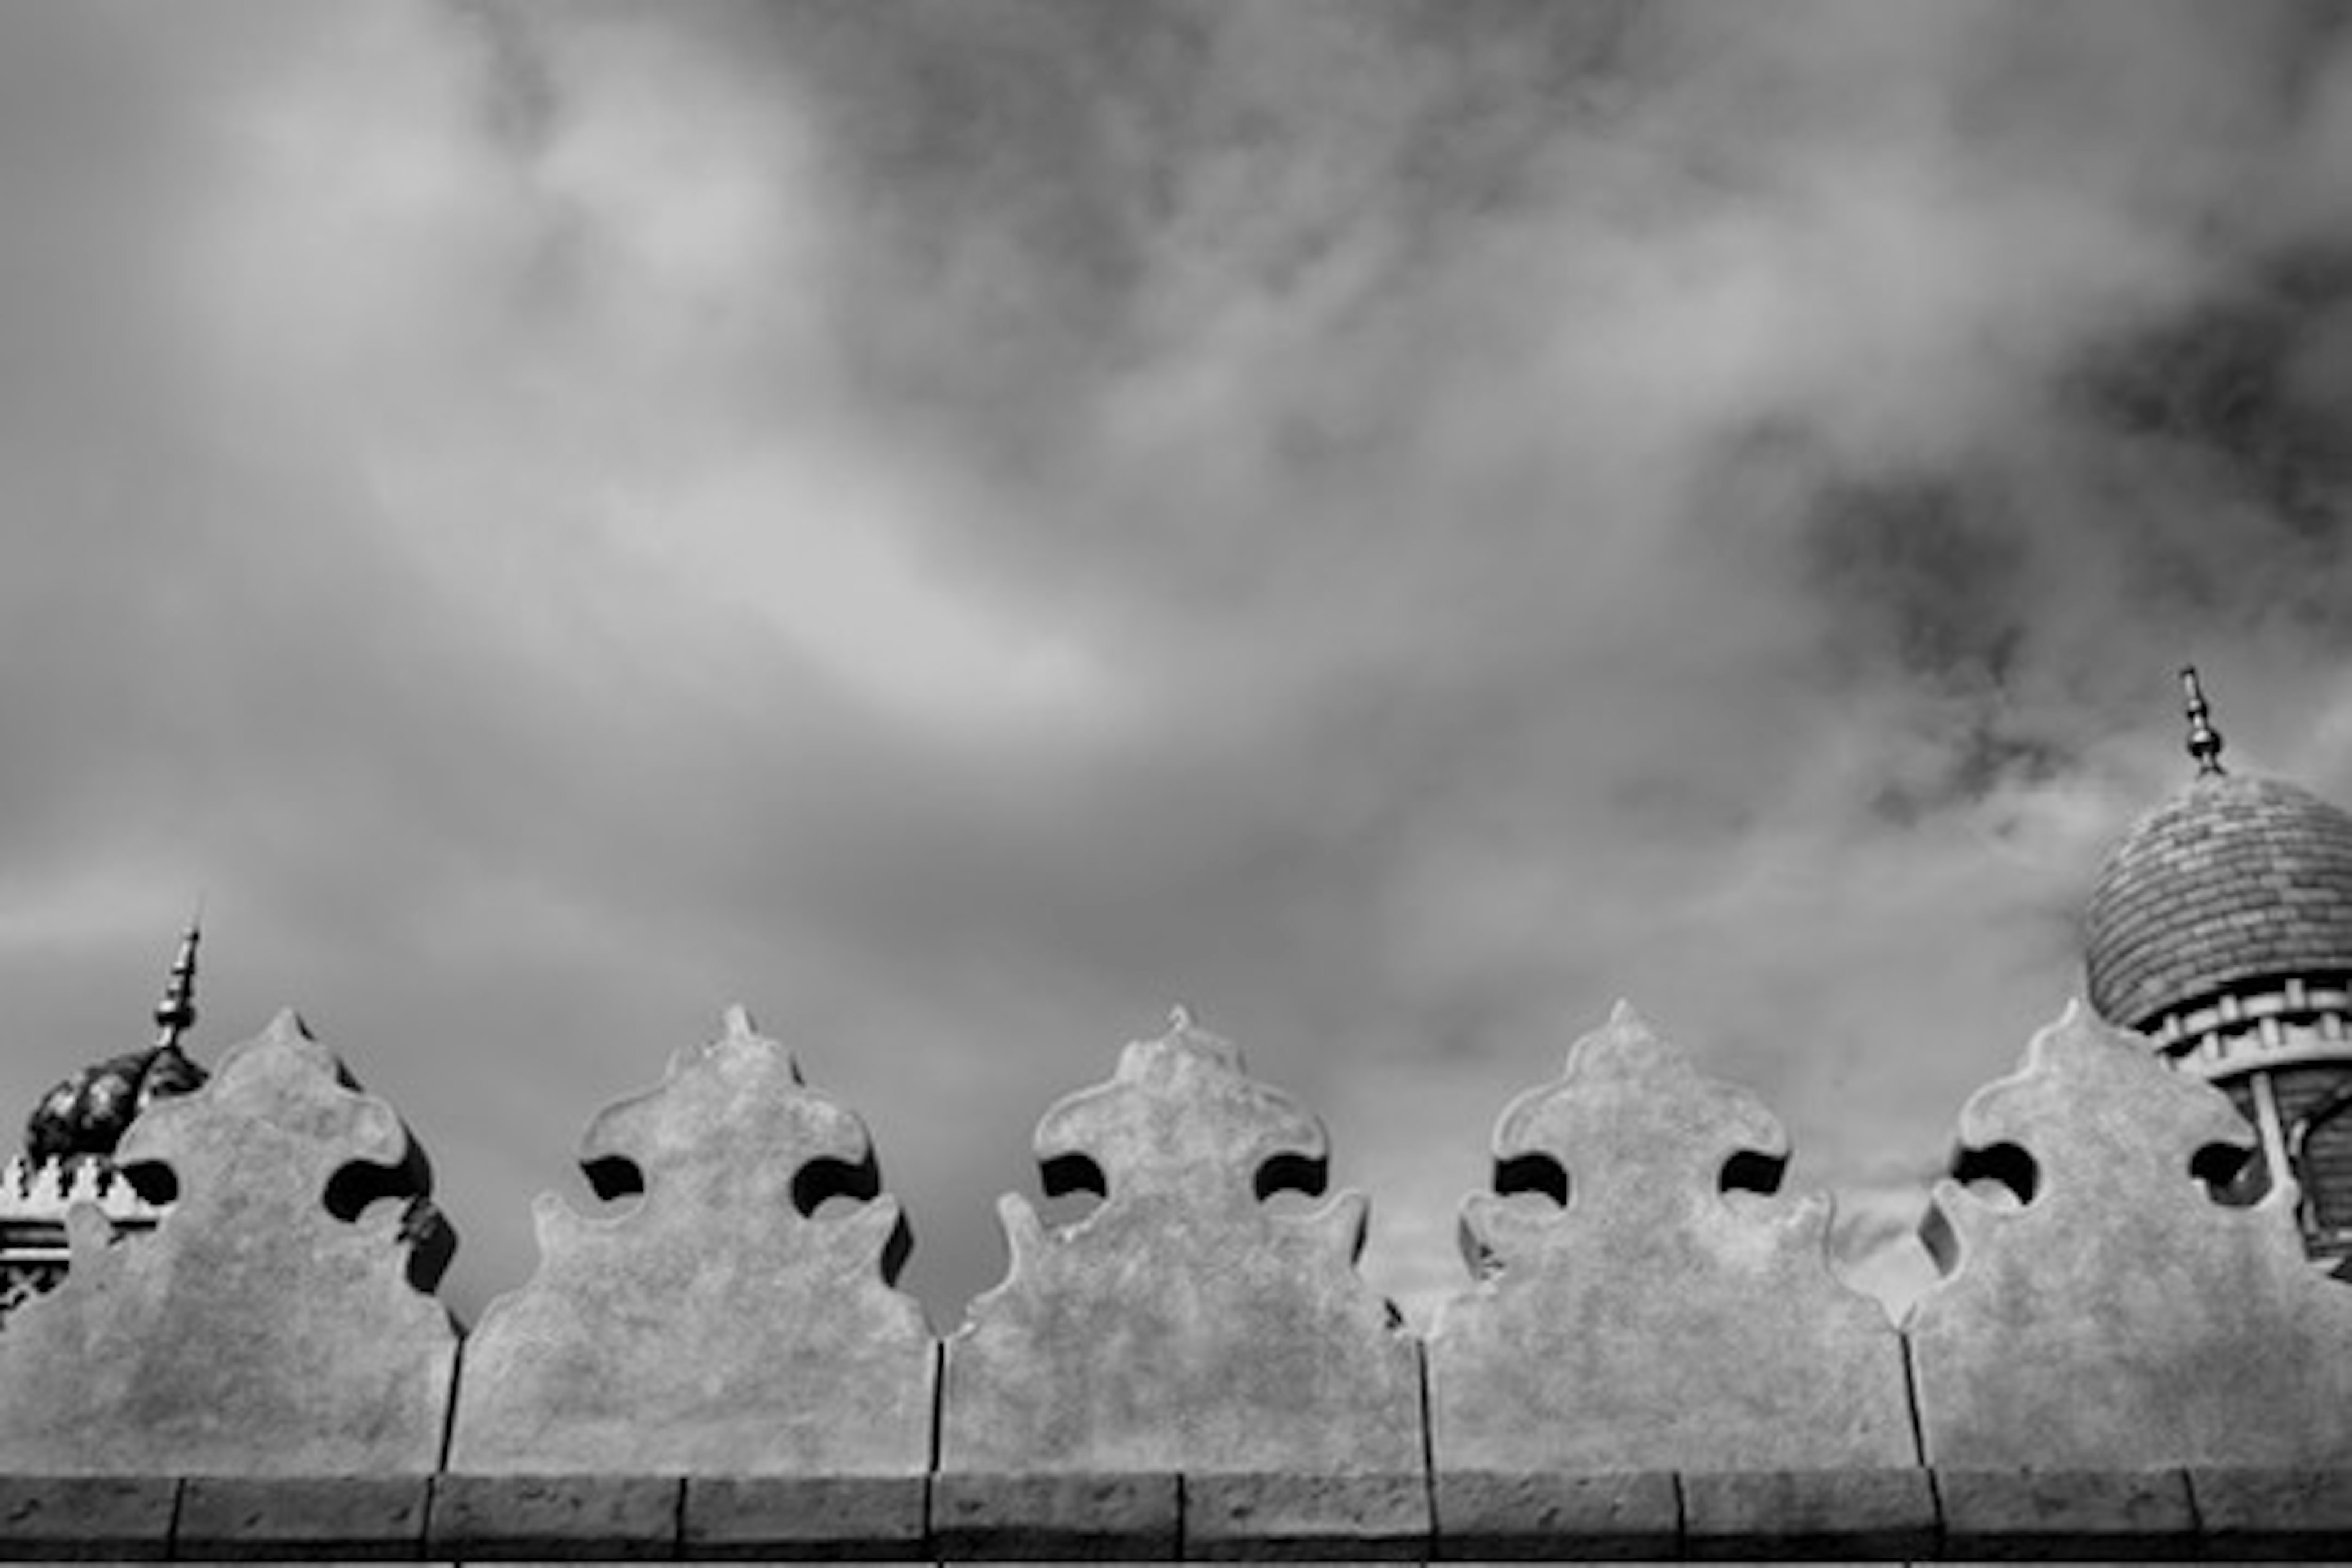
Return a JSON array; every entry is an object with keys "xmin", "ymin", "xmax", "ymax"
[{"xmin": 6, "ymin": 0, "xmax": 2352, "ymax": 1327}]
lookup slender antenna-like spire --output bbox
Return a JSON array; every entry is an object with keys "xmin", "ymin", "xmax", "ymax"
[
  {"xmin": 2181, "ymin": 665, "xmax": 2226, "ymax": 777},
  {"xmin": 151, "ymin": 907, "xmax": 201, "ymax": 1053}
]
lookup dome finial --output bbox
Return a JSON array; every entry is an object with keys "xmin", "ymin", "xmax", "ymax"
[
  {"xmin": 151, "ymin": 903, "xmax": 201, "ymax": 1052},
  {"xmin": 2181, "ymin": 666, "xmax": 2225, "ymax": 777}
]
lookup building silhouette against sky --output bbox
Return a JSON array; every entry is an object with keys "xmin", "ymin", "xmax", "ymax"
[{"xmin": 10, "ymin": 670, "xmax": 2352, "ymax": 1304}]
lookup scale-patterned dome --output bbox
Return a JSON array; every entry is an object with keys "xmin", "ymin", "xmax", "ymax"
[
  {"xmin": 2085, "ymin": 772, "xmax": 2352, "ymax": 1030},
  {"xmin": 18, "ymin": 921, "xmax": 207, "ymax": 1166},
  {"xmin": 24, "ymin": 1044, "xmax": 206, "ymax": 1164}
]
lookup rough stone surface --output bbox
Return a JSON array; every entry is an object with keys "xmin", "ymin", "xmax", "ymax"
[
  {"xmin": 939, "ymin": 1014, "xmax": 1420, "ymax": 1474},
  {"xmin": 2192, "ymin": 1466, "xmax": 2352, "ymax": 1558},
  {"xmin": 1183, "ymin": 1471, "xmax": 1428, "ymax": 1559},
  {"xmin": 0, "ymin": 1475, "xmax": 178, "ymax": 1560},
  {"xmin": 680, "ymin": 1474, "xmax": 927, "ymax": 1559},
  {"xmin": 449, "ymin": 1008, "xmax": 933, "ymax": 1474},
  {"xmin": 1680, "ymin": 1468, "xmax": 1934, "ymax": 1559},
  {"xmin": 174, "ymin": 1476, "xmax": 429, "ymax": 1559},
  {"xmin": 1908, "ymin": 1003, "xmax": 2352, "ymax": 1466},
  {"xmin": 1936, "ymin": 1466, "xmax": 2197, "ymax": 1558},
  {"xmin": 424, "ymin": 1474, "xmax": 680, "ymax": 1559},
  {"xmin": 930, "ymin": 1471, "xmax": 1179, "ymax": 1559},
  {"xmin": 0, "ymin": 1012, "xmax": 460, "ymax": 1475},
  {"xmin": 1425, "ymin": 1003, "xmax": 1914, "ymax": 1472},
  {"xmin": 1430, "ymin": 1469, "xmax": 1677, "ymax": 1559}
]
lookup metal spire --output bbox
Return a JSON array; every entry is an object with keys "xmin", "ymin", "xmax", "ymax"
[
  {"xmin": 151, "ymin": 906, "xmax": 200, "ymax": 1054},
  {"xmin": 2181, "ymin": 666, "xmax": 2226, "ymax": 777}
]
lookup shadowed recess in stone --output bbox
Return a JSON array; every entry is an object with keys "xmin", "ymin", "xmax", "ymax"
[
  {"xmin": 940, "ymin": 1010, "xmax": 1422, "ymax": 1474},
  {"xmin": 1907, "ymin": 1000, "xmax": 2352, "ymax": 1467},
  {"xmin": 0, "ymin": 1011, "xmax": 461, "ymax": 1475},
  {"xmin": 446, "ymin": 1006, "xmax": 933, "ymax": 1475},
  {"xmin": 1427, "ymin": 1001, "xmax": 1915, "ymax": 1472}
]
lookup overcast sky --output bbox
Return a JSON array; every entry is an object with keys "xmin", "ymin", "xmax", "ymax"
[{"xmin": 6, "ymin": 0, "xmax": 2352, "ymax": 1328}]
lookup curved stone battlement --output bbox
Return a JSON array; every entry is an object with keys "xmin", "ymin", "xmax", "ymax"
[{"xmin": 3, "ymin": 1001, "xmax": 2350, "ymax": 1559}]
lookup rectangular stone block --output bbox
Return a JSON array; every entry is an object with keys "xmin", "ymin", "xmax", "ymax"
[
  {"xmin": 1430, "ymin": 1469, "xmax": 1677, "ymax": 1560},
  {"xmin": 1937, "ymin": 1467, "xmax": 2198, "ymax": 1559},
  {"xmin": 0, "ymin": 1475, "xmax": 178, "ymax": 1561},
  {"xmin": 2190, "ymin": 1466, "xmax": 2352, "ymax": 1559},
  {"xmin": 930, "ymin": 1471, "xmax": 1178, "ymax": 1560},
  {"xmin": 681, "ymin": 1474, "xmax": 926, "ymax": 1560},
  {"xmin": 1681, "ymin": 1468, "xmax": 1935, "ymax": 1559},
  {"xmin": 175, "ymin": 1475, "xmax": 429, "ymax": 1560},
  {"xmin": 426, "ymin": 1473, "xmax": 681, "ymax": 1560},
  {"xmin": 1183, "ymin": 1471, "xmax": 1428, "ymax": 1560}
]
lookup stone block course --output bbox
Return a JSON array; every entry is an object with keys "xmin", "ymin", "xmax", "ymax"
[
  {"xmin": 174, "ymin": 1476, "xmax": 428, "ymax": 1560},
  {"xmin": 1429, "ymin": 1470, "xmax": 1676, "ymax": 1560},
  {"xmin": 1679, "ymin": 1468, "xmax": 1934, "ymax": 1561},
  {"xmin": 424, "ymin": 1474, "xmax": 681, "ymax": 1560},
  {"xmin": 0, "ymin": 1475, "xmax": 178, "ymax": 1561},
  {"xmin": 930, "ymin": 1471, "xmax": 1179, "ymax": 1559},
  {"xmin": 2190, "ymin": 1466, "xmax": 2352, "ymax": 1559},
  {"xmin": 1182, "ymin": 1472, "xmax": 1428, "ymax": 1560},
  {"xmin": 680, "ymin": 1474, "xmax": 926, "ymax": 1560},
  {"xmin": 1936, "ymin": 1466, "xmax": 2198, "ymax": 1559}
]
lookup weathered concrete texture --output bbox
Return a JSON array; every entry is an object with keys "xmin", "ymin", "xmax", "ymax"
[
  {"xmin": 1907, "ymin": 1002, "xmax": 2352, "ymax": 1468},
  {"xmin": 930, "ymin": 1471, "xmax": 1180, "ymax": 1559},
  {"xmin": 1680, "ymin": 1468, "xmax": 1934, "ymax": 1560},
  {"xmin": 2192, "ymin": 1466, "xmax": 2352, "ymax": 1559},
  {"xmin": 1936, "ymin": 1466, "xmax": 2198, "ymax": 1559},
  {"xmin": 940, "ymin": 1015, "xmax": 1420, "ymax": 1475},
  {"xmin": 448, "ymin": 1009, "xmax": 933, "ymax": 1474},
  {"xmin": 0, "ymin": 1475, "xmax": 178, "ymax": 1560},
  {"xmin": 1431, "ymin": 1469, "xmax": 1678, "ymax": 1560},
  {"xmin": 1425, "ymin": 1003, "xmax": 1914, "ymax": 1473},
  {"xmin": 1183, "ymin": 1472, "xmax": 1428, "ymax": 1560},
  {"xmin": 424, "ymin": 1474, "xmax": 680, "ymax": 1559},
  {"xmin": 175, "ymin": 1475, "xmax": 429, "ymax": 1559},
  {"xmin": 0, "ymin": 1012, "xmax": 459, "ymax": 1475},
  {"xmin": 680, "ymin": 1474, "xmax": 926, "ymax": 1560}
]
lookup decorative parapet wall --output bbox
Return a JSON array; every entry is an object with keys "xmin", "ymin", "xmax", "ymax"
[
  {"xmin": 447, "ymin": 1006, "xmax": 933, "ymax": 1477},
  {"xmin": 4, "ymin": 1002, "xmax": 2352, "ymax": 1559}
]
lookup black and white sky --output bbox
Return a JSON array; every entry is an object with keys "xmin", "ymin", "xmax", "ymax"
[{"xmin": 6, "ymin": 0, "xmax": 2352, "ymax": 1325}]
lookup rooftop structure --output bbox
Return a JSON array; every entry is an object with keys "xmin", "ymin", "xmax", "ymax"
[
  {"xmin": 0, "ymin": 921, "xmax": 205, "ymax": 1311},
  {"xmin": 2084, "ymin": 669, "xmax": 2352, "ymax": 1267}
]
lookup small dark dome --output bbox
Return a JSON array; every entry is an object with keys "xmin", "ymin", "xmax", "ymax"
[
  {"xmin": 24, "ymin": 1044, "xmax": 208, "ymax": 1164},
  {"xmin": 2085, "ymin": 772, "xmax": 2352, "ymax": 1029}
]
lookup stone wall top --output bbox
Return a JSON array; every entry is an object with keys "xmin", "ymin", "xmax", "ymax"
[
  {"xmin": 1907, "ymin": 1001, "xmax": 2352, "ymax": 1467},
  {"xmin": 938, "ymin": 1011, "xmax": 1423, "ymax": 1474},
  {"xmin": 1428, "ymin": 1002, "xmax": 1915, "ymax": 1471},
  {"xmin": 447, "ymin": 1006, "xmax": 935, "ymax": 1475},
  {"xmin": 0, "ymin": 1012, "xmax": 458, "ymax": 1475}
]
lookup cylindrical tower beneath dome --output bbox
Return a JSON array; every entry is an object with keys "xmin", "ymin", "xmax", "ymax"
[{"xmin": 2084, "ymin": 671, "xmax": 2352, "ymax": 1272}]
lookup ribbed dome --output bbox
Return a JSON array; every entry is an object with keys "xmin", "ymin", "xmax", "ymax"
[
  {"xmin": 2085, "ymin": 772, "xmax": 2352, "ymax": 1029},
  {"xmin": 24, "ymin": 1044, "xmax": 208, "ymax": 1164}
]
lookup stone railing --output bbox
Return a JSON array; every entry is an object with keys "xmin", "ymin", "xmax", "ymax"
[{"xmin": 3, "ymin": 1003, "xmax": 2351, "ymax": 1560}]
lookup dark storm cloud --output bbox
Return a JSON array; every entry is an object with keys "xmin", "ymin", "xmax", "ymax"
[{"xmin": 5, "ymin": 1, "xmax": 2352, "ymax": 1324}]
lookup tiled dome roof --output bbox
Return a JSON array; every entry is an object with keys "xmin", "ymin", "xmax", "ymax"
[
  {"xmin": 2085, "ymin": 772, "xmax": 2352, "ymax": 1029},
  {"xmin": 24, "ymin": 1044, "xmax": 208, "ymax": 1164}
]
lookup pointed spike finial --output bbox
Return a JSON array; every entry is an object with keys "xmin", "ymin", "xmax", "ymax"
[
  {"xmin": 2181, "ymin": 665, "xmax": 2225, "ymax": 777},
  {"xmin": 151, "ymin": 907, "xmax": 201, "ymax": 1052}
]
